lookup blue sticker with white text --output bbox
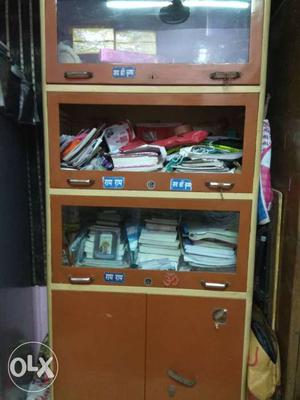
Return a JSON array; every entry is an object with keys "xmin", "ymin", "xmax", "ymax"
[
  {"xmin": 103, "ymin": 176, "xmax": 125, "ymax": 189},
  {"xmin": 104, "ymin": 272, "xmax": 125, "ymax": 284},
  {"xmin": 170, "ymin": 178, "xmax": 192, "ymax": 192},
  {"xmin": 112, "ymin": 66, "xmax": 136, "ymax": 79}
]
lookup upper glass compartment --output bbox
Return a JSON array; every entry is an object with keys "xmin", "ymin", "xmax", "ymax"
[
  {"xmin": 45, "ymin": 0, "xmax": 263, "ymax": 84},
  {"xmin": 56, "ymin": 0, "xmax": 252, "ymax": 65}
]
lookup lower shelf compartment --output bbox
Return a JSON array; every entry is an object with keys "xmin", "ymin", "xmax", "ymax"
[
  {"xmin": 51, "ymin": 195, "xmax": 252, "ymax": 292},
  {"xmin": 52, "ymin": 291, "xmax": 246, "ymax": 400}
]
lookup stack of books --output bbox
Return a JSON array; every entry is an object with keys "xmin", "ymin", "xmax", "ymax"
[
  {"xmin": 111, "ymin": 145, "xmax": 166, "ymax": 172},
  {"xmin": 181, "ymin": 219, "xmax": 238, "ymax": 271},
  {"xmin": 137, "ymin": 216, "xmax": 181, "ymax": 270},
  {"xmin": 60, "ymin": 126, "xmax": 107, "ymax": 170}
]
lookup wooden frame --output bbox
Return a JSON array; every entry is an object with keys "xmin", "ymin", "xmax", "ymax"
[
  {"xmin": 47, "ymin": 91, "xmax": 259, "ymax": 193},
  {"xmin": 45, "ymin": 0, "xmax": 264, "ymax": 85}
]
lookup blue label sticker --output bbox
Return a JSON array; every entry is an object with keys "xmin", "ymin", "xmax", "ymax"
[
  {"xmin": 170, "ymin": 178, "xmax": 192, "ymax": 192},
  {"xmin": 112, "ymin": 66, "xmax": 136, "ymax": 79},
  {"xmin": 103, "ymin": 176, "xmax": 125, "ymax": 190},
  {"xmin": 104, "ymin": 272, "xmax": 125, "ymax": 284}
]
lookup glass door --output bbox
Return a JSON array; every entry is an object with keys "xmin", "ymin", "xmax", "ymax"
[
  {"xmin": 51, "ymin": 195, "xmax": 252, "ymax": 291},
  {"xmin": 45, "ymin": 0, "xmax": 264, "ymax": 84}
]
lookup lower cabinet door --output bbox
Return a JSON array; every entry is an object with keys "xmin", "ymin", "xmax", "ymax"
[
  {"xmin": 52, "ymin": 290, "xmax": 146, "ymax": 400},
  {"xmin": 146, "ymin": 296, "xmax": 246, "ymax": 400}
]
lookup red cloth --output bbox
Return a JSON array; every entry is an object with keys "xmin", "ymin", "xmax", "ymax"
[{"xmin": 121, "ymin": 130, "xmax": 208, "ymax": 151}]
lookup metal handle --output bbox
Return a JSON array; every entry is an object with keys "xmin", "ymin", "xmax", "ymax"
[
  {"xmin": 69, "ymin": 277, "xmax": 95, "ymax": 285},
  {"xmin": 67, "ymin": 179, "xmax": 95, "ymax": 187},
  {"xmin": 167, "ymin": 369, "xmax": 197, "ymax": 388},
  {"xmin": 64, "ymin": 71, "xmax": 93, "ymax": 79},
  {"xmin": 205, "ymin": 182, "xmax": 234, "ymax": 191},
  {"xmin": 201, "ymin": 281, "xmax": 230, "ymax": 291},
  {"xmin": 210, "ymin": 71, "xmax": 241, "ymax": 81}
]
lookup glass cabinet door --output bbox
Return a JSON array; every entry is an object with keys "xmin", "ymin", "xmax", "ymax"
[
  {"xmin": 51, "ymin": 195, "xmax": 252, "ymax": 291},
  {"xmin": 47, "ymin": 92, "xmax": 259, "ymax": 193},
  {"xmin": 45, "ymin": 0, "xmax": 264, "ymax": 84}
]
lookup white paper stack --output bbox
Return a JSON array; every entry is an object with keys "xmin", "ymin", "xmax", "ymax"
[
  {"xmin": 137, "ymin": 216, "xmax": 181, "ymax": 270},
  {"xmin": 181, "ymin": 220, "xmax": 238, "ymax": 271}
]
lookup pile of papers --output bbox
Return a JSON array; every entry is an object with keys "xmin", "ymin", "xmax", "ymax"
[
  {"xmin": 64, "ymin": 209, "xmax": 242, "ymax": 272},
  {"xmin": 181, "ymin": 217, "xmax": 238, "ymax": 271},
  {"xmin": 137, "ymin": 216, "xmax": 181, "ymax": 270},
  {"xmin": 60, "ymin": 121, "xmax": 135, "ymax": 171},
  {"xmin": 59, "ymin": 117, "xmax": 244, "ymax": 175},
  {"xmin": 60, "ymin": 125, "xmax": 109, "ymax": 170},
  {"xmin": 170, "ymin": 137, "xmax": 243, "ymax": 173}
]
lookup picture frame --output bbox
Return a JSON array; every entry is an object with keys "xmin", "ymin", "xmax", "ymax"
[{"xmin": 93, "ymin": 230, "xmax": 118, "ymax": 260}]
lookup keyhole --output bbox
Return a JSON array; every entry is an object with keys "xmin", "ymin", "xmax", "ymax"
[
  {"xmin": 168, "ymin": 385, "xmax": 176, "ymax": 397},
  {"xmin": 212, "ymin": 308, "xmax": 228, "ymax": 329}
]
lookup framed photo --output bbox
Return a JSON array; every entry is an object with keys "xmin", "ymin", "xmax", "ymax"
[{"xmin": 94, "ymin": 230, "xmax": 118, "ymax": 260}]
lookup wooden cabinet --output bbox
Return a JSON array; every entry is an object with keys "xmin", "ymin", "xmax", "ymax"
[
  {"xmin": 52, "ymin": 291, "xmax": 146, "ymax": 400},
  {"xmin": 44, "ymin": 0, "xmax": 264, "ymax": 85},
  {"xmin": 42, "ymin": 1, "xmax": 271, "ymax": 398},
  {"xmin": 52, "ymin": 291, "xmax": 245, "ymax": 400}
]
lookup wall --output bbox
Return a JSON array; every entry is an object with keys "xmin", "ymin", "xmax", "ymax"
[
  {"xmin": 268, "ymin": 0, "xmax": 300, "ymax": 398},
  {"xmin": 0, "ymin": 0, "xmax": 47, "ymax": 397}
]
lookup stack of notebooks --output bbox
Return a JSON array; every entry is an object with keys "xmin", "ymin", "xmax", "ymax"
[
  {"xmin": 75, "ymin": 211, "xmax": 128, "ymax": 268},
  {"xmin": 137, "ymin": 216, "xmax": 181, "ymax": 270},
  {"xmin": 175, "ymin": 137, "xmax": 243, "ymax": 173},
  {"xmin": 60, "ymin": 125, "xmax": 107, "ymax": 170},
  {"xmin": 111, "ymin": 145, "xmax": 166, "ymax": 172},
  {"xmin": 181, "ymin": 220, "xmax": 238, "ymax": 271}
]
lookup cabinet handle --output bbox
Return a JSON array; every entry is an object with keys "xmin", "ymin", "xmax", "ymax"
[
  {"xmin": 205, "ymin": 182, "xmax": 234, "ymax": 191},
  {"xmin": 167, "ymin": 369, "xmax": 197, "ymax": 388},
  {"xmin": 67, "ymin": 179, "xmax": 95, "ymax": 187},
  {"xmin": 209, "ymin": 71, "xmax": 241, "ymax": 82},
  {"xmin": 64, "ymin": 71, "xmax": 93, "ymax": 79},
  {"xmin": 69, "ymin": 277, "xmax": 95, "ymax": 284},
  {"xmin": 201, "ymin": 281, "xmax": 230, "ymax": 291}
]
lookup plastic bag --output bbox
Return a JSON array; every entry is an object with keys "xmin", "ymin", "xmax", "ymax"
[{"xmin": 248, "ymin": 307, "xmax": 281, "ymax": 400}]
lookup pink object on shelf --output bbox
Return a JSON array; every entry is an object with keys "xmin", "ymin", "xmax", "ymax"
[
  {"xmin": 99, "ymin": 48, "xmax": 159, "ymax": 63},
  {"xmin": 121, "ymin": 130, "xmax": 209, "ymax": 151}
]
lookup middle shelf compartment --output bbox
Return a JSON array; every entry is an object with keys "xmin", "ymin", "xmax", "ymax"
[
  {"xmin": 47, "ymin": 92, "xmax": 259, "ymax": 193},
  {"xmin": 51, "ymin": 195, "xmax": 252, "ymax": 292}
]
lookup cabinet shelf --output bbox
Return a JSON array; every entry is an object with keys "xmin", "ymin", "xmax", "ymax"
[
  {"xmin": 51, "ymin": 195, "xmax": 252, "ymax": 291},
  {"xmin": 45, "ymin": 0, "xmax": 264, "ymax": 85},
  {"xmin": 47, "ymin": 91, "xmax": 259, "ymax": 193}
]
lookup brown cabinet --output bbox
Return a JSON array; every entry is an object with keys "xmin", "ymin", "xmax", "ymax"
[
  {"xmin": 42, "ymin": 1, "xmax": 271, "ymax": 397},
  {"xmin": 45, "ymin": 0, "xmax": 264, "ymax": 85},
  {"xmin": 52, "ymin": 291, "xmax": 245, "ymax": 400}
]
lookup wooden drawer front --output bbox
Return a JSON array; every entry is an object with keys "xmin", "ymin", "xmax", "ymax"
[
  {"xmin": 51, "ymin": 195, "xmax": 252, "ymax": 292},
  {"xmin": 45, "ymin": 0, "xmax": 264, "ymax": 85},
  {"xmin": 146, "ymin": 295, "xmax": 245, "ymax": 400},
  {"xmin": 52, "ymin": 290, "xmax": 146, "ymax": 400},
  {"xmin": 47, "ymin": 92, "xmax": 259, "ymax": 193}
]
